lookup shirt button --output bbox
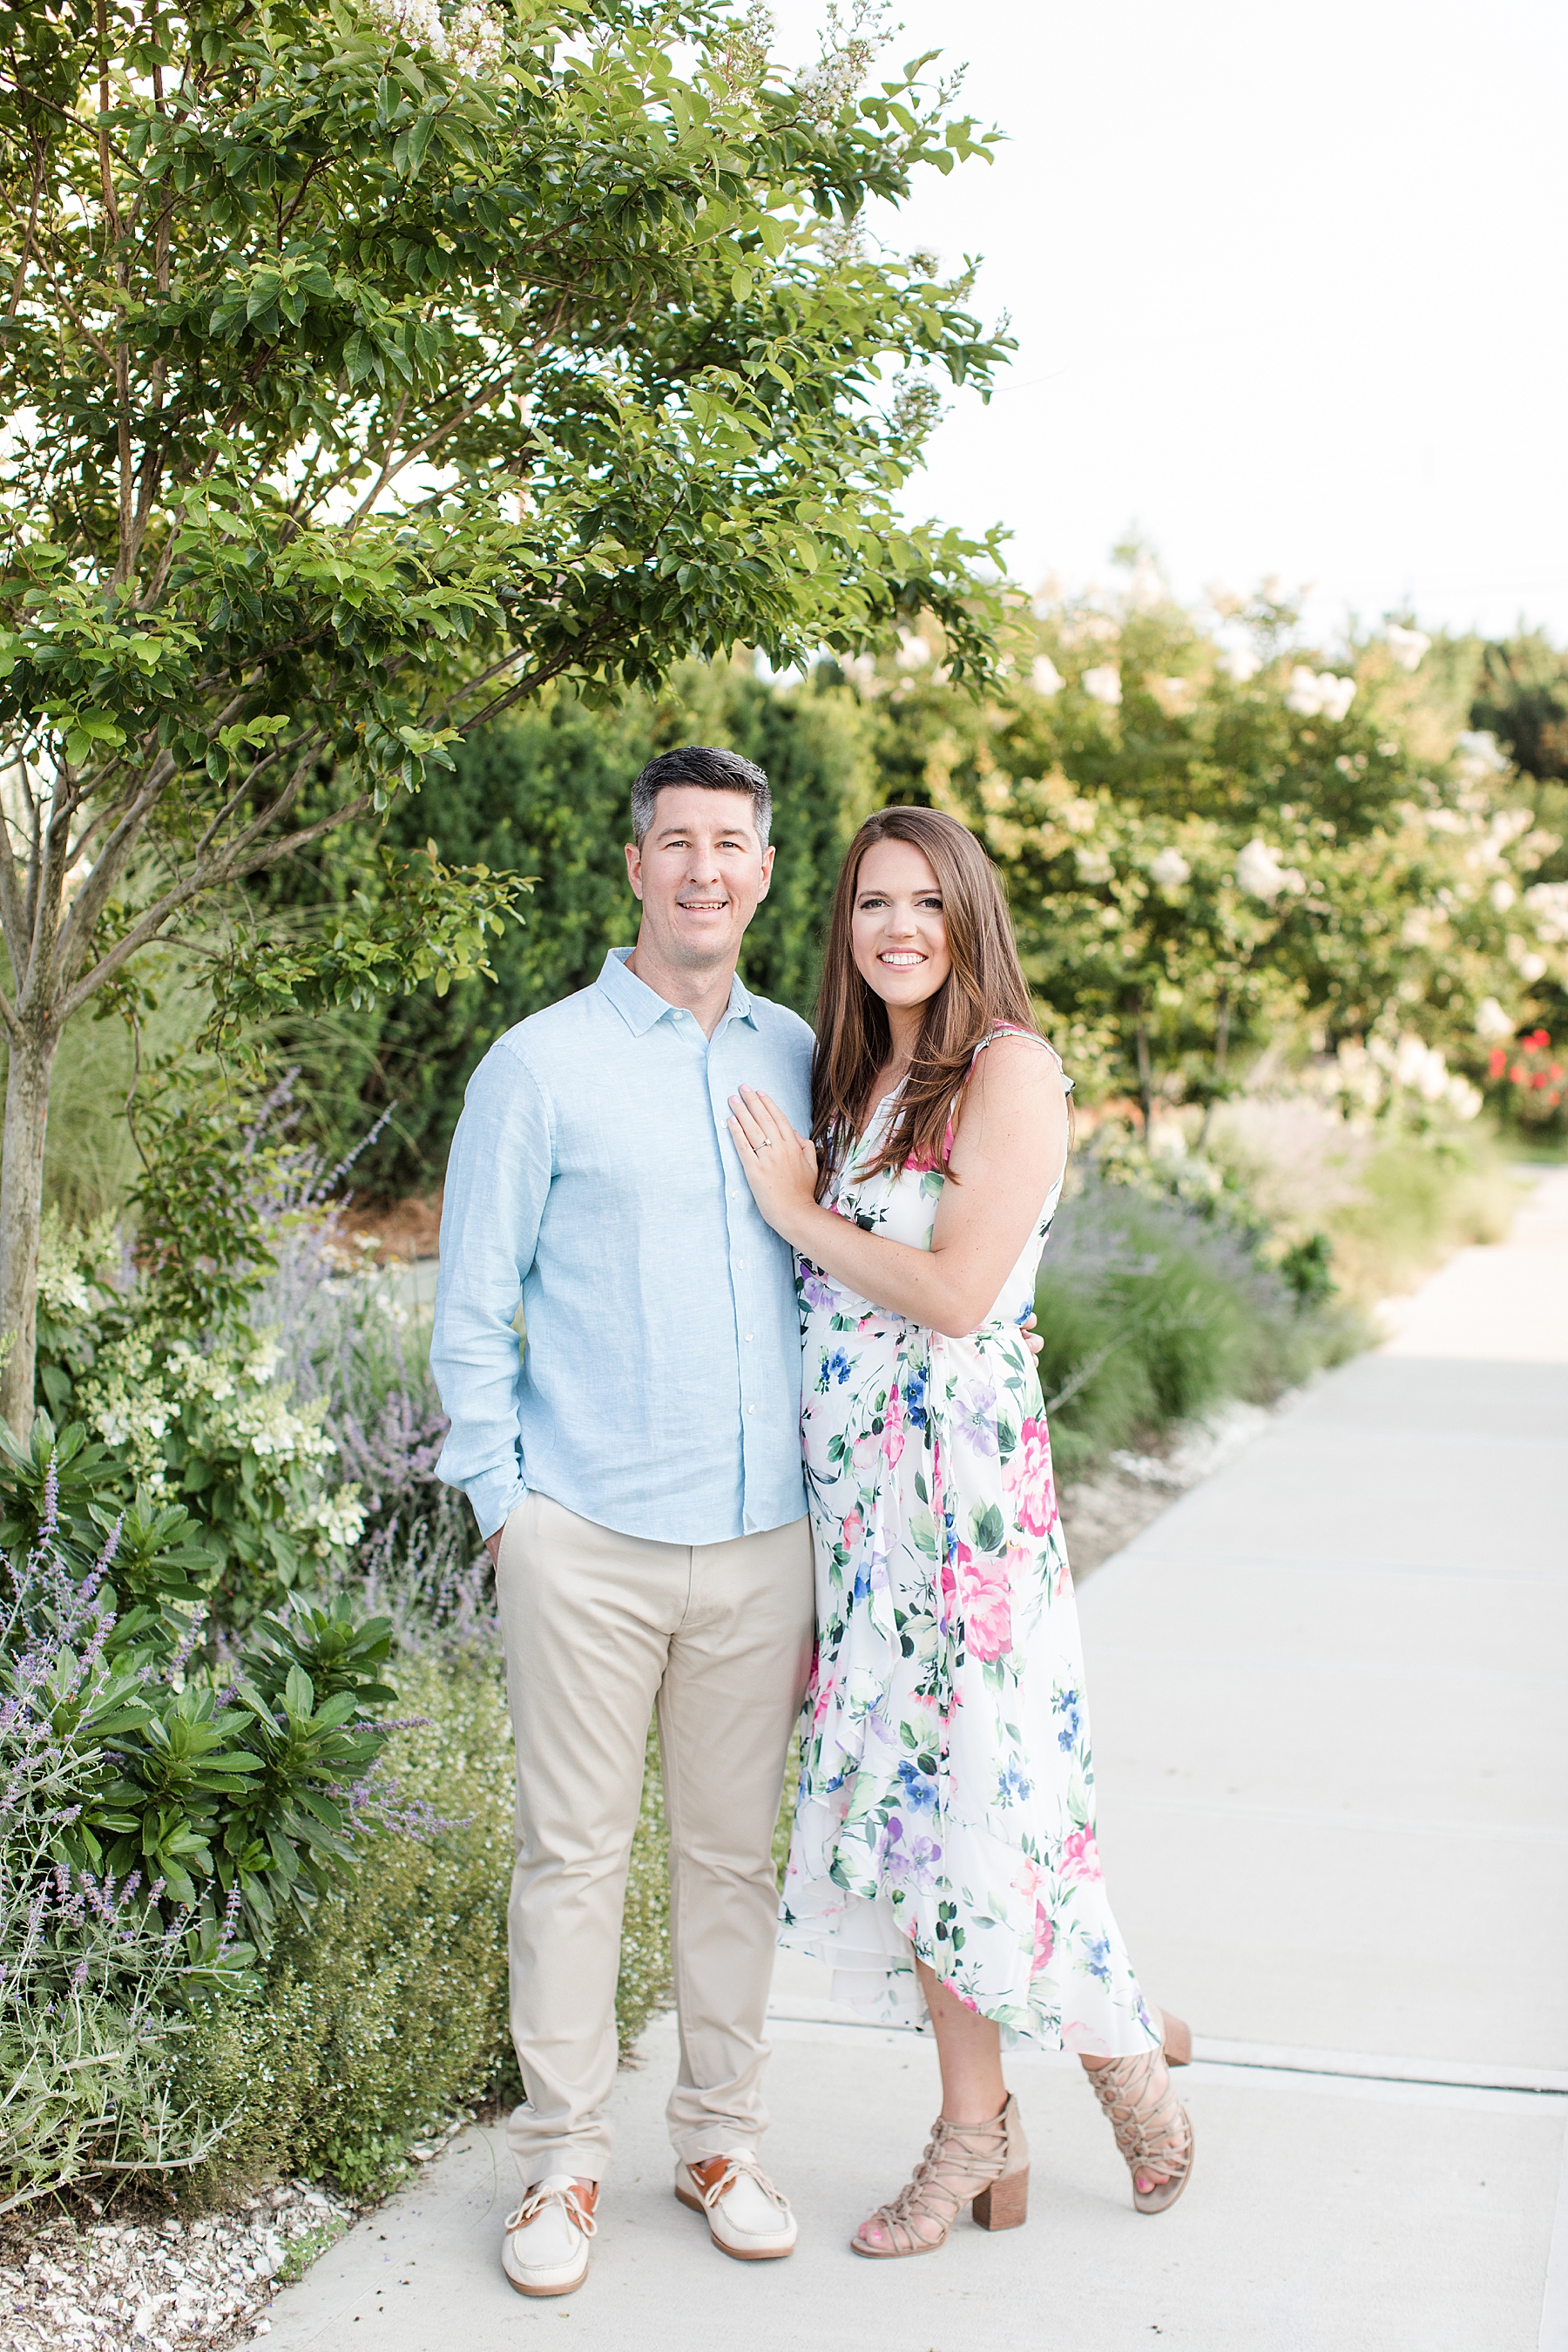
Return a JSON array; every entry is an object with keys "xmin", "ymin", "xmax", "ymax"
[
  {"xmin": 747, "ymin": 1403, "xmax": 756, "ymax": 1415},
  {"xmin": 744, "ymin": 1333, "xmax": 753, "ymax": 1342},
  {"xmin": 736, "ymin": 1258, "xmax": 746, "ymax": 1269}
]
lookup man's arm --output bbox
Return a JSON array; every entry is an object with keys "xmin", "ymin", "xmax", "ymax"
[{"xmin": 429, "ymin": 1042, "xmax": 552, "ymax": 1551}]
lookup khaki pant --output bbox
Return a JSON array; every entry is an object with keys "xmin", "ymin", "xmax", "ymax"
[{"xmin": 495, "ymin": 1490, "xmax": 814, "ymax": 2184}]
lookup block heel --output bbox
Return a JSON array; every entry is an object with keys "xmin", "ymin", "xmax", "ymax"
[{"xmin": 971, "ymin": 2165, "xmax": 1029, "ymax": 2231}]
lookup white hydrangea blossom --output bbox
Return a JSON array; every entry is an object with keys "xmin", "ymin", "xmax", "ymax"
[
  {"xmin": 1073, "ymin": 843, "xmax": 1115, "ymax": 886},
  {"xmin": 1081, "ymin": 665, "xmax": 1122, "ymax": 707},
  {"xmin": 1475, "ymin": 996, "xmax": 1516, "ymax": 1042},
  {"xmin": 1149, "ymin": 846, "xmax": 1191, "ymax": 889},
  {"xmin": 37, "ymin": 1211, "xmax": 118, "ymax": 1320},
  {"xmin": 1490, "ymin": 879, "xmax": 1517, "ymax": 912},
  {"xmin": 1385, "ymin": 624, "xmax": 1430, "ymax": 672},
  {"xmin": 294, "ymin": 1487, "xmax": 369, "ymax": 1558},
  {"xmin": 1445, "ymin": 1075, "xmax": 1484, "ymax": 1121},
  {"xmin": 1285, "ymin": 668, "xmax": 1356, "ymax": 721}
]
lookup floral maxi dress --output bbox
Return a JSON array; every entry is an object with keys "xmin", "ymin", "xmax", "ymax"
[{"xmin": 779, "ymin": 1032, "xmax": 1160, "ymax": 2057}]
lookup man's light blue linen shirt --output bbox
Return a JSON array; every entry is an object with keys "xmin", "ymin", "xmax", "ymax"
[{"xmin": 429, "ymin": 948, "xmax": 814, "ymax": 1545}]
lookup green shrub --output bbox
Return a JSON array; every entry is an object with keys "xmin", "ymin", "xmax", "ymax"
[
  {"xmin": 172, "ymin": 1662, "xmax": 673, "ymax": 2199},
  {"xmin": 1325, "ymin": 1124, "xmax": 1519, "ymax": 1302},
  {"xmin": 1034, "ymin": 1163, "xmax": 1361, "ymax": 1474}
]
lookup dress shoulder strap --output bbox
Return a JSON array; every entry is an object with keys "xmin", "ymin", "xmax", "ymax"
[
  {"xmin": 967, "ymin": 1025, "xmax": 1073, "ymax": 1094},
  {"xmin": 942, "ymin": 1027, "xmax": 1072, "ymax": 1160}
]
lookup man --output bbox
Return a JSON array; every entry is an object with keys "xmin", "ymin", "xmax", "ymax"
[{"xmin": 430, "ymin": 745, "xmax": 814, "ymax": 2299}]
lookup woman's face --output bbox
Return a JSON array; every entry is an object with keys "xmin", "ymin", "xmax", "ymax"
[{"xmin": 851, "ymin": 836, "xmax": 952, "ymax": 1017}]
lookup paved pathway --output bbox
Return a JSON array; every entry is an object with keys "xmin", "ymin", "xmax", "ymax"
[{"xmin": 265, "ymin": 1171, "xmax": 1568, "ymax": 2352}]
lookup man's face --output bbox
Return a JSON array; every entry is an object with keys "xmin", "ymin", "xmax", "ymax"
[{"xmin": 625, "ymin": 786, "xmax": 774, "ymax": 976}]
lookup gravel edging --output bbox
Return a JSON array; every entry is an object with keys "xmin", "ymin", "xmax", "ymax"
[{"xmin": 0, "ymin": 2179, "xmax": 356, "ymax": 2352}]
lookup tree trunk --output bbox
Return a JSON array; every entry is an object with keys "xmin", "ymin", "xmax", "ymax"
[
  {"xmin": 1135, "ymin": 1016, "xmax": 1155, "ymax": 1139},
  {"xmin": 0, "ymin": 1019, "xmax": 60, "ymax": 1437},
  {"xmin": 1198, "ymin": 986, "xmax": 1232, "ymax": 1151}
]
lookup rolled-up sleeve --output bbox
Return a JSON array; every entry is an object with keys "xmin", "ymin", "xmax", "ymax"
[{"xmin": 429, "ymin": 1041, "xmax": 551, "ymax": 1539}]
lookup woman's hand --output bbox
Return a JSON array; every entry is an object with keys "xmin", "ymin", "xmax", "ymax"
[{"xmin": 727, "ymin": 1086, "xmax": 821, "ymax": 1247}]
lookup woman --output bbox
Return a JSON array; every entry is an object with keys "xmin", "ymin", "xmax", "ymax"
[{"xmin": 727, "ymin": 807, "xmax": 1193, "ymax": 2258}]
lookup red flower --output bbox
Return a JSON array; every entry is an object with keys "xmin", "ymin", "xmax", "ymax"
[
  {"xmin": 1511, "ymin": 1065, "xmax": 1527, "ymax": 1085},
  {"xmin": 1488, "ymin": 1047, "xmax": 1507, "ymax": 1079}
]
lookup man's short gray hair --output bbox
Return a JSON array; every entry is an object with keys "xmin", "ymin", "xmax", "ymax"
[{"xmin": 630, "ymin": 745, "xmax": 772, "ymax": 848}]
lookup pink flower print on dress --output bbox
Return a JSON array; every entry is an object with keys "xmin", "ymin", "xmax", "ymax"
[
  {"xmin": 1031, "ymin": 1901, "xmax": 1056, "ymax": 1975},
  {"xmin": 841, "ymin": 1509, "xmax": 864, "ymax": 1551},
  {"xmin": 883, "ymin": 1380, "xmax": 905, "ymax": 1469},
  {"xmin": 1012, "ymin": 1416, "xmax": 1058, "ymax": 1538},
  {"xmin": 1060, "ymin": 1826, "xmax": 1102, "ymax": 1883},
  {"xmin": 956, "ymin": 1540, "xmax": 1013, "ymax": 1664}
]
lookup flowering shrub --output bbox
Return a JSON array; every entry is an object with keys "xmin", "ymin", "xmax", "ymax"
[
  {"xmin": 0, "ymin": 1490, "xmax": 233, "ymax": 2211},
  {"xmin": 77, "ymin": 1324, "xmax": 364, "ymax": 1623},
  {"xmin": 1488, "ymin": 1027, "xmax": 1565, "ymax": 1130}
]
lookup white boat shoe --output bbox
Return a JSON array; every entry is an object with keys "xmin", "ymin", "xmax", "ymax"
[
  {"xmin": 501, "ymin": 2174, "xmax": 598, "ymax": 2298},
  {"xmin": 674, "ymin": 2151, "xmax": 797, "ymax": 2261}
]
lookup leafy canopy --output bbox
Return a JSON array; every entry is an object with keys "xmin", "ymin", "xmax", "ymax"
[{"xmin": 0, "ymin": 0, "xmax": 1009, "ymax": 1034}]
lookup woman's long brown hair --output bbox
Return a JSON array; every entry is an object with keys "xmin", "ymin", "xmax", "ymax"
[{"xmin": 811, "ymin": 807, "xmax": 1038, "ymax": 1196}]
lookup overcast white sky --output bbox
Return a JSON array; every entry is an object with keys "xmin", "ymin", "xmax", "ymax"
[{"xmin": 768, "ymin": 0, "xmax": 1568, "ymax": 646}]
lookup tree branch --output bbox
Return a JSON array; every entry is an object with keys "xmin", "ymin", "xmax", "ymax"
[{"xmin": 57, "ymin": 790, "xmax": 373, "ymax": 1024}]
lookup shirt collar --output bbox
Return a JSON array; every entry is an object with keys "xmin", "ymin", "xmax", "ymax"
[{"xmin": 595, "ymin": 946, "xmax": 758, "ymax": 1036}]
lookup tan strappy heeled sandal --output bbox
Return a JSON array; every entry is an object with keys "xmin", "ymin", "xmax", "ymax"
[
  {"xmin": 1084, "ymin": 2007, "xmax": 1195, "ymax": 2214},
  {"xmin": 851, "ymin": 2092, "xmax": 1030, "ymax": 2258}
]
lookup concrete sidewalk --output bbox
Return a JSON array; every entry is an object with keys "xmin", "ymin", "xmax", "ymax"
[{"xmin": 264, "ymin": 1170, "xmax": 1568, "ymax": 2352}]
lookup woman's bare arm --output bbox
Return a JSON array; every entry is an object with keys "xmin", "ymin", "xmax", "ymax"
[{"xmin": 727, "ymin": 1037, "xmax": 1068, "ymax": 1339}]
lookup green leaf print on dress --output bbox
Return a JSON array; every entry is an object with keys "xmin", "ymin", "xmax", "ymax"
[{"xmin": 780, "ymin": 1038, "xmax": 1160, "ymax": 2058}]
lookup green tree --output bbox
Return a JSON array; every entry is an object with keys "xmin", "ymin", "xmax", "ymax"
[{"xmin": 0, "ymin": 0, "xmax": 1009, "ymax": 1425}]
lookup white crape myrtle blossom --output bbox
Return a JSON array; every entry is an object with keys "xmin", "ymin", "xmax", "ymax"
[
  {"xmin": 1476, "ymin": 996, "xmax": 1517, "ymax": 1042},
  {"xmin": 1395, "ymin": 1033, "xmax": 1452, "ymax": 1102},
  {"xmin": 1384, "ymin": 625, "xmax": 1431, "ymax": 672},
  {"xmin": 1220, "ymin": 643, "xmax": 1261, "ymax": 683},
  {"xmin": 1149, "ymin": 846, "xmax": 1192, "ymax": 889},
  {"xmin": 1030, "ymin": 655, "xmax": 1064, "ymax": 696},
  {"xmin": 1074, "ymin": 843, "xmax": 1115, "ymax": 886},
  {"xmin": 1082, "ymin": 664, "xmax": 1122, "ymax": 706},
  {"xmin": 1332, "ymin": 1039, "xmax": 1386, "ymax": 1110},
  {"xmin": 362, "ymin": 0, "xmax": 505, "ymax": 70},
  {"xmin": 1524, "ymin": 880, "xmax": 1568, "ymax": 947},
  {"xmin": 1454, "ymin": 729, "xmax": 1511, "ymax": 781},
  {"xmin": 1285, "ymin": 667, "xmax": 1357, "ymax": 721},
  {"xmin": 1235, "ymin": 838, "xmax": 1305, "ymax": 902}
]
